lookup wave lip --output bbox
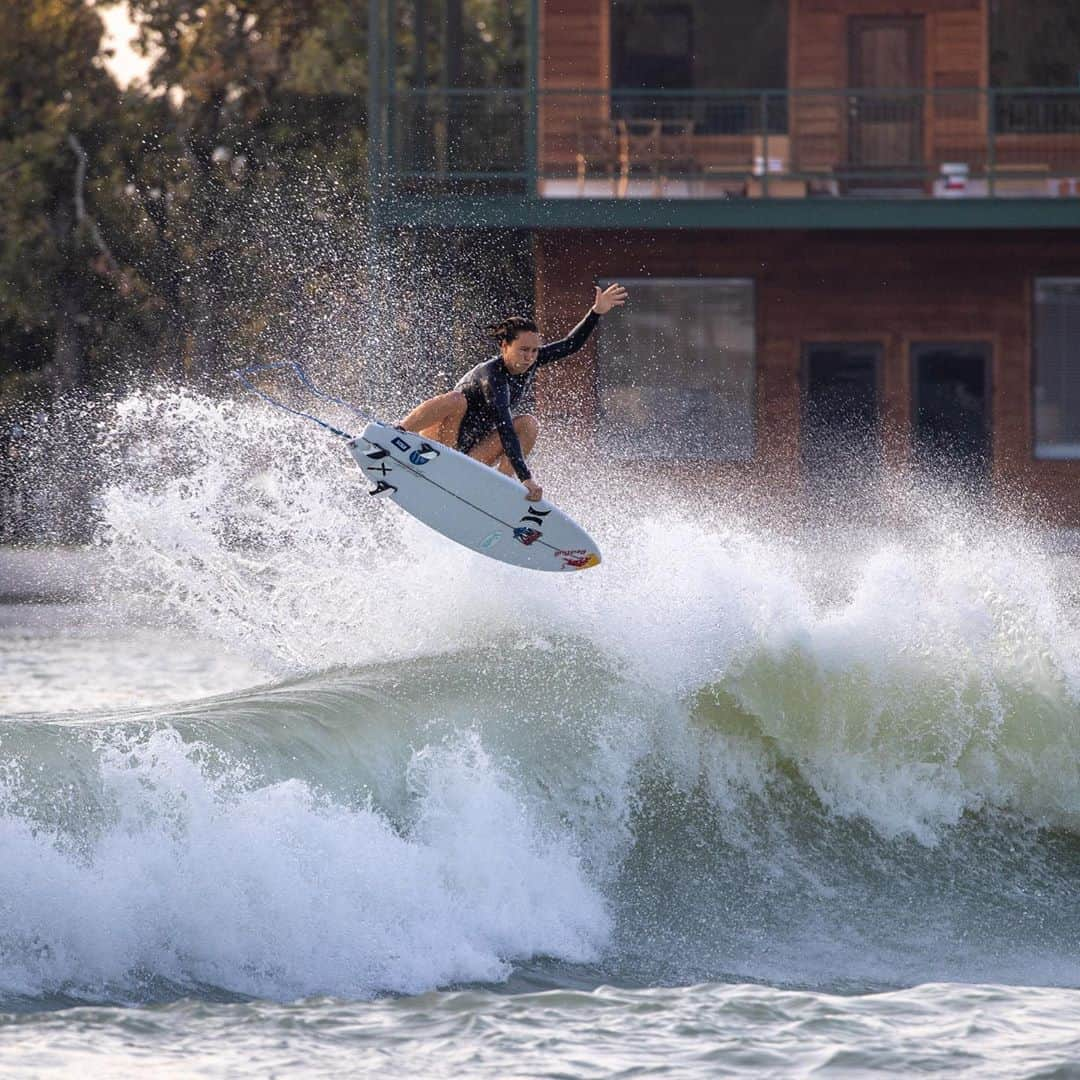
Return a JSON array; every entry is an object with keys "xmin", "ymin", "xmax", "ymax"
[
  {"xmin": 696, "ymin": 528, "xmax": 1080, "ymax": 841},
  {"xmin": 7, "ymin": 388, "xmax": 1080, "ymax": 1002}
]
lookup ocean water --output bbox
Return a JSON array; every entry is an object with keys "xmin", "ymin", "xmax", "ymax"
[{"xmin": 1, "ymin": 390, "xmax": 1080, "ymax": 1076}]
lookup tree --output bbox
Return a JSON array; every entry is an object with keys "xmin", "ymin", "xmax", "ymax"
[
  {"xmin": 0, "ymin": 0, "xmax": 146, "ymax": 399},
  {"xmin": 0, "ymin": 0, "xmax": 532, "ymax": 401},
  {"xmin": 110, "ymin": 0, "xmax": 372, "ymax": 377}
]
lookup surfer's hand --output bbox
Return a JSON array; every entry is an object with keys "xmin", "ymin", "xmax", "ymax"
[
  {"xmin": 593, "ymin": 283, "xmax": 628, "ymax": 315},
  {"xmin": 523, "ymin": 478, "xmax": 543, "ymax": 502}
]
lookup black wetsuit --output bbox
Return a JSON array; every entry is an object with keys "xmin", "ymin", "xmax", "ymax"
[{"xmin": 454, "ymin": 310, "xmax": 600, "ymax": 481}]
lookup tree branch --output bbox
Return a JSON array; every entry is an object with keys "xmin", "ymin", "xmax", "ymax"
[{"xmin": 67, "ymin": 133, "xmax": 121, "ymax": 278}]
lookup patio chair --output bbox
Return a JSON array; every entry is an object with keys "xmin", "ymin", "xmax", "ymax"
[{"xmin": 575, "ymin": 116, "xmax": 629, "ymax": 196}]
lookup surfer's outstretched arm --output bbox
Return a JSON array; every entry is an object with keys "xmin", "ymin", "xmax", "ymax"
[{"xmin": 537, "ymin": 283, "xmax": 628, "ymax": 366}]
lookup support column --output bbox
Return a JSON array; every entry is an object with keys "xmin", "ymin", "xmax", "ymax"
[{"xmin": 525, "ymin": 0, "xmax": 539, "ymax": 195}]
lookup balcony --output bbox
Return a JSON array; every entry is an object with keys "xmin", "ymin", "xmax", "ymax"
[{"xmin": 375, "ymin": 88, "xmax": 1080, "ymax": 229}]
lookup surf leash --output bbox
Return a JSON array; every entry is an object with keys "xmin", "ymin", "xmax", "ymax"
[{"xmin": 233, "ymin": 361, "xmax": 368, "ymax": 440}]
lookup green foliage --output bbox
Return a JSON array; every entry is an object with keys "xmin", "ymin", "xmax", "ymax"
[
  {"xmin": 0, "ymin": 0, "xmax": 123, "ymax": 395},
  {"xmin": 0, "ymin": 0, "xmax": 529, "ymax": 403}
]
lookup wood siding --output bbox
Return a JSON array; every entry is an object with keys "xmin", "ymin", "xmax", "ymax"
[
  {"xmin": 540, "ymin": 0, "xmax": 610, "ymax": 174},
  {"xmin": 535, "ymin": 229, "xmax": 1080, "ymax": 522},
  {"xmin": 538, "ymin": 0, "xmax": 996, "ymax": 182},
  {"xmin": 789, "ymin": 0, "xmax": 988, "ymax": 176}
]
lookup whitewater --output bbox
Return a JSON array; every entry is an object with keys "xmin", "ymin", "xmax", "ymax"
[{"xmin": 2, "ymin": 388, "xmax": 1080, "ymax": 1076}]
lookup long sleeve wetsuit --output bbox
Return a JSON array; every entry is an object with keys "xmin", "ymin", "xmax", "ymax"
[{"xmin": 453, "ymin": 310, "xmax": 600, "ymax": 481}]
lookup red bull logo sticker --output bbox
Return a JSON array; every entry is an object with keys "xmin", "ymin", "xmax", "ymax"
[{"xmin": 556, "ymin": 549, "xmax": 601, "ymax": 570}]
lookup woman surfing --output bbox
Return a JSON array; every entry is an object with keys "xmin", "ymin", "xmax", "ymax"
[{"xmin": 398, "ymin": 283, "xmax": 629, "ymax": 502}]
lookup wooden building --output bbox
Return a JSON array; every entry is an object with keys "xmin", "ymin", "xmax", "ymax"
[{"xmin": 368, "ymin": 0, "xmax": 1080, "ymax": 521}]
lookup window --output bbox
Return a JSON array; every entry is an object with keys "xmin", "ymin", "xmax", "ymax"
[
  {"xmin": 990, "ymin": 0, "xmax": 1080, "ymax": 135},
  {"xmin": 1034, "ymin": 279, "xmax": 1080, "ymax": 459},
  {"xmin": 597, "ymin": 279, "xmax": 755, "ymax": 460},
  {"xmin": 911, "ymin": 342, "xmax": 991, "ymax": 484},
  {"xmin": 990, "ymin": 0, "xmax": 1080, "ymax": 88},
  {"xmin": 613, "ymin": 4, "xmax": 694, "ymax": 90},
  {"xmin": 611, "ymin": 0, "xmax": 788, "ymax": 91}
]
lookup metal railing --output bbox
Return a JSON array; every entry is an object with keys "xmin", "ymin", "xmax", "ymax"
[{"xmin": 385, "ymin": 87, "xmax": 1080, "ymax": 199}]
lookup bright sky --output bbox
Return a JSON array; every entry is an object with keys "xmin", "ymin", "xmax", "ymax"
[{"xmin": 98, "ymin": 3, "xmax": 153, "ymax": 87}]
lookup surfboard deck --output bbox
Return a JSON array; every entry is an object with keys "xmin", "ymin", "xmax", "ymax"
[{"xmin": 347, "ymin": 422, "xmax": 602, "ymax": 572}]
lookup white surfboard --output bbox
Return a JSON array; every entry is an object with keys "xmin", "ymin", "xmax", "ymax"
[{"xmin": 347, "ymin": 421, "xmax": 602, "ymax": 572}]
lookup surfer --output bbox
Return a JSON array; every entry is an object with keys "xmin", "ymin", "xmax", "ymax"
[{"xmin": 398, "ymin": 283, "xmax": 629, "ymax": 501}]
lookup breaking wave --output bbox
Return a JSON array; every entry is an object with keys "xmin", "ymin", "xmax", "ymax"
[{"xmin": 2, "ymin": 389, "xmax": 1079, "ymax": 1005}]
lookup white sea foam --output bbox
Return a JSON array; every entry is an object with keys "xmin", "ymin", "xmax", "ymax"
[
  {"xmin": 92, "ymin": 389, "xmax": 1080, "ymax": 844},
  {"xmin": 0, "ymin": 728, "xmax": 608, "ymax": 1001},
  {"xmin": 0, "ymin": 387, "xmax": 1068, "ymax": 1002}
]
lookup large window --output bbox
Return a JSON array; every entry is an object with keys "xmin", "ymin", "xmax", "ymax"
[
  {"xmin": 597, "ymin": 279, "xmax": 755, "ymax": 460},
  {"xmin": 611, "ymin": 0, "xmax": 788, "ymax": 91},
  {"xmin": 1035, "ymin": 279, "xmax": 1080, "ymax": 459}
]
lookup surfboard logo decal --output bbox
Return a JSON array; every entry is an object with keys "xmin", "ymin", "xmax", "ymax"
[
  {"xmin": 409, "ymin": 443, "xmax": 439, "ymax": 466},
  {"xmin": 479, "ymin": 531, "xmax": 503, "ymax": 550},
  {"xmin": 513, "ymin": 507, "xmax": 550, "ymax": 545},
  {"xmin": 519, "ymin": 507, "xmax": 551, "ymax": 528},
  {"xmin": 556, "ymin": 549, "xmax": 600, "ymax": 570},
  {"xmin": 391, "ymin": 436, "xmax": 411, "ymax": 453}
]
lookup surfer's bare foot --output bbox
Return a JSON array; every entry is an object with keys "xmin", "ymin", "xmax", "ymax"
[{"xmin": 524, "ymin": 478, "xmax": 543, "ymax": 502}]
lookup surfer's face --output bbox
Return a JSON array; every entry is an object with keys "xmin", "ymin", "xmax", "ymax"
[{"xmin": 501, "ymin": 332, "xmax": 541, "ymax": 374}]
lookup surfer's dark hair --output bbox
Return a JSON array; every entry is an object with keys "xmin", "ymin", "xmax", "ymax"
[{"xmin": 485, "ymin": 316, "xmax": 538, "ymax": 345}]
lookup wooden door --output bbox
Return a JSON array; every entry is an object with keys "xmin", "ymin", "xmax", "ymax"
[
  {"xmin": 847, "ymin": 17, "xmax": 924, "ymax": 184},
  {"xmin": 802, "ymin": 342, "xmax": 883, "ymax": 482}
]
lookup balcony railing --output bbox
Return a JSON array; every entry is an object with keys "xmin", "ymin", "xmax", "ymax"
[{"xmin": 386, "ymin": 88, "xmax": 1080, "ymax": 200}]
